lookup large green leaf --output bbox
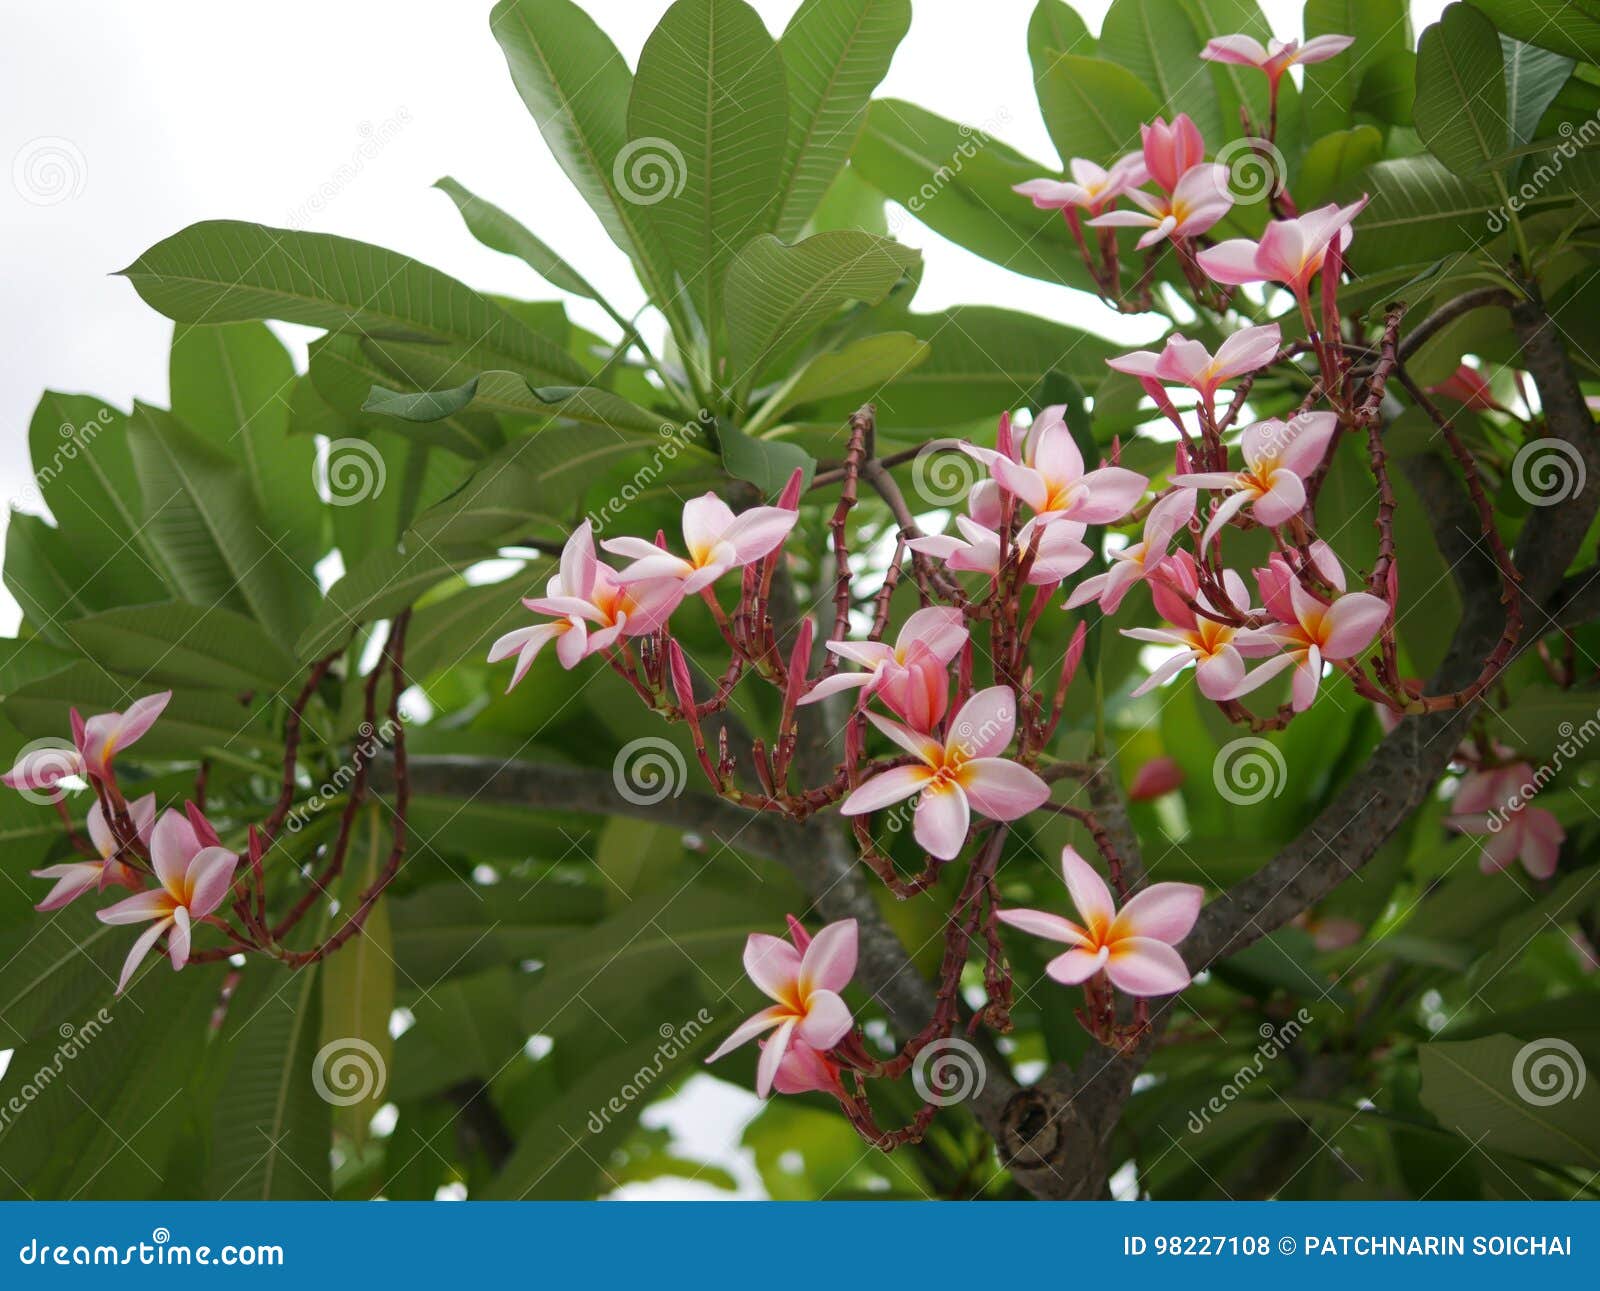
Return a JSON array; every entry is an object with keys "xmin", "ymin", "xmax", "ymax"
[
  {"xmin": 169, "ymin": 322, "xmax": 326, "ymax": 569},
  {"xmin": 1501, "ymin": 36, "xmax": 1574, "ymax": 152},
  {"xmin": 1414, "ymin": 3, "xmax": 1508, "ymax": 181},
  {"xmin": 628, "ymin": 0, "xmax": 790, "ymax": 340},
  {"xmin": 62, "ymin": 602, "xmax": 299, "ymax": 695},
  {"xmin": 1099, "ymin": 0, "xmax": 1221, "ymax": 139},
  {"xmin": 208, "ymin": 962, "xmax": 333, "ymax": 1199},
  {"xmin": 756, "ymin": 331, "xmax": 930, "ymax": 426},
  {"xmin": 773, "ymin": 0, "xmax": 911, "ymax": 240},
  {"xmin": 119, "ymin": 220, "xmax": 587, "ymax": 385},
  {"xmin": 851, "ymin": 99, "xmax": 1090, "ymax": 289},
  {"xmin": 1355, "ymin": 155, "xmax": 1507, "ymax": 272},
  {"xmin": 125, "ymin": 403, "xmax": 311, "ymax": 650},
  {"xmin": 1027, "ymin": 0, "xmax": 1094, "ymax": 81},
  {"xmin": 1472, "ymin": 0, "xmax": 1600, "ymax": 62},
  {"xmin": 1035, "ymin": 55, "xmax": 1162, "ymax": 168},
  {"xmin": 724, "ymin": 230, "xmax": 920, "ymax": 386},
  {"xmin": 3, "ymin": 513, "xmax": 99, "ymax": 647},
  {"xmin": 490, "ymin": 0, "xmax": 682, "ymax": 320},
  {"xmin": 1420, "ymin": 1034, "xmax": 1600, "ymax": 1167},
  {"xmin": 365, "ymin": 375, "xmax": 666, "ymax": 435},
  {"xmin": 433, "ymin": 176, "xmax": 604, "ymax": 301},
  {"xmin": 1296, "ymin": 124, "xmax": 1385, "ymax": 208},
  {"xmin": 1303, "ymin": 0, "xmax": 1412, "ymax": 135}
]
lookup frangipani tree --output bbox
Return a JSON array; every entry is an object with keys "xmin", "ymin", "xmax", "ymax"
[{"xmin": 1, "ymin": 0, "xmax": 1598, "ymax": 1203}]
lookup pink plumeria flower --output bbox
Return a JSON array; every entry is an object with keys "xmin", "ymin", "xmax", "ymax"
[
  {"xmin": 30, "ymin": 795, "xmax": 156, "ymax": 911},
  {"xmin": 908, "ymin": 515, "xmax": 1092, "ymax": 586},
  {"xmin": 1128, "ymin": 756, "xmax": 1184, "ymax": 802},
  {"xmin": 1107, "ymin": 323, "xmax": 1281, "ymax": 407},
  {"xmin": 1088, "ymin": 163, "xmax": 1233, "ymax": 250},
  {"xmin": 1446, "ymin": 763, "xmax": 1566, "ymax": 880},
  {"xmin": 1140, "ymin": 114, "xmax": 1206, "ymax": 194},
  {"xmin": 489, "ymin": 522, "xmax": 682, "ymax": 688},
  {"xmin": 838, "ymin": 686, "xmax": 1051, "ymax": 861},
  {"xmin": 1243, "ymin": 550, "xmax": 1389, "ymax": 710},
  {"xmin": 998, "ymin": 846, "xmax": 1202, "ymax": 996},
  {"xmin": 1172, "ymin": 411, "xmax": 1339, "ymax": 545},
  {"xmin": 6, "ymin": 692, "xmax": 175, "ymax": 794},
  {"xmin": 1066, "ymin": 488, "xmax": 1194, "ymax": 615},
  {"xmin": 1126, "ymin": 557, "xmax": 1291, "ymax": 702},
  {"xmin": 1201, "ymin": 33, "xmax": 1356, "ymax": 90},
  {"xmin": 706, "ymin": 915, "xmax": 857, "ymax": 1098},
  {"xmin": 1014, "ymin": 154, "xmax": 1149, "ymax": 215},
  {"xmin": 765, "ymin": 1036, "xmax": 846, "ymax": 1099},
  {"xmin": 964, "ymin": 406, "xmax": 1146, "ymax": 526},
  {"xmin": 798, "ymin": 607, "xmax": 967, "ymax": 731},
  {"xmin": 603, "ymin": 493, "xmax": 798, "ymax": 594},
  {"xmin": 1198, "ymin": 198, "xmax": 1368, "ymax": 300},
  {"xmin": 97, "ymin": 806, "xmax": 239, "ymax": 993}
]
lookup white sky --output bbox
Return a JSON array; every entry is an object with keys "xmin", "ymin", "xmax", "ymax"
[{"xmin": 0, "ymin": 0, "xmax": 1449, "ymax": 1196}]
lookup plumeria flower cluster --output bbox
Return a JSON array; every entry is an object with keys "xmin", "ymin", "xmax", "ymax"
[{"xmin": 476, "ymin": 29, "xmax": 1555, "ymax": 1143}]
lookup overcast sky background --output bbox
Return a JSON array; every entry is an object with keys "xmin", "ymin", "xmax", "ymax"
[{"xmin": 0, "ymin": 0, "xmax": 1447, "ymax": 1196}]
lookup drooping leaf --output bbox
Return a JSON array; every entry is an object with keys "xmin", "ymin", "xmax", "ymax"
[
  {"xmin": 433, "ymin": 176, "xmax": 604, "ymax": 301},
  {"xmin": 1471, "ymin": 0, "xmax": 1600, "ymax": 63},
  {"xmin": 1414, "ymin": 2, "xmax": 1509, "ymax": 181},
  {"xmin": 773, "ymin": 0, "xmax": 911, "ymax": 239}
]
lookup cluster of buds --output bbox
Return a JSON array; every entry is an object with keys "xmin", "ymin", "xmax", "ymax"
[{"xmin": 4, "ymin": 613, "xmax": 414, "ymax": 993}]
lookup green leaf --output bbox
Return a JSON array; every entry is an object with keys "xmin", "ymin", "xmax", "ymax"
[
  {"xmin": 758, "ymin": 331, "xmax": 930, "ymax": 423},
  {"xmin": 719, "ymin": 423, "xmax": 815, "ymax": 494},
  {"xmin": 388, "ymin": 878, "xmax": 604, "ymax": 986},
  {"xmin": 628, "ymin": 0, "xmax": 789, "ymax": 339},
  {"xmin": 295, "ymin": 544, "xmax": 480, "ymax": 661},
  {"xmin": 851, "ymin": 99, "xmax": 1090, "ymax": 289},
  {"xmin": 63, "ymin": 602, "xmax": 299, "ymax": 694},
  {"xmin": 125, "ymin": 403, "xmax": 312, "ymax": 650},
  {"xmin": 1415, "ymin": 3, "xmax": 1509, "ymax": 181},
  {"xmin": 3, "ymin": 513, "xmax": 98, "ymax": 646},
  {"xmin": 724, "ymin": 230, "xmax": 920, "ymax": 385},
  {"xmin": 118, "ymin": 220, "xmax": 587, "ymax": 385},
  {"xmin": 433, "ymin": 176, "xmax": 602, "ymax": 300},
  {"xmin": 1355, "ymin": 156, "xmax": 1512, "ymax": 272},
  {"xmin": 490, "ymin": 0, "xmax": 682, "ymax": 318},
  {"xmin": 402, "ymin": 578, "xmax": 541, "ymax": 680},
  {"xmin": 1484, "ymin": 685, "xmax": 1600, "ymax": 759},
  {"xmin": 1035, "ymin": 55, "xmax": 1162, "ymax": 168},
  {"xmin": 208, "ymin": 963, "xmax": 333, "ymax": 1199},
  {"xmin": 773, "ymin": 0, "xmax": 911, "ymax": 239},
  {"xmin": 1303, "ymin": 0, "xmax": 1412, "ymax": 134},
  {"xmin": 1354, "ymin": 49, "xmax": 1418, "ymax": 126},
  {"xmin": 1420, "ymin": 1034, "xmax": 1600, "ymax": 1167},
  {"xmin": 1296, "ymin": 125, "xmax": 1385, "ymax": 208},
  {"xmin": 365, "ymin": 374, "xmax": 666, "ymax": 435},
  {"xmin": 1472, "ymin": 0, "xmax": 1600, "ymax": 62},
  {"xmin": 1099, "ymin": 0, "xmax": 1221, "ymax": 139},
  {"xmin": 1028, "ymin": 0, "xmax": 1094, "ymax": 82},
  {"xmin": 169, "ymin": 322, "xmax": 326, "ymax": 569},
  {"xmin": 1501, "ymin": 36, "xmax": 1574, "ymax": 151}
]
